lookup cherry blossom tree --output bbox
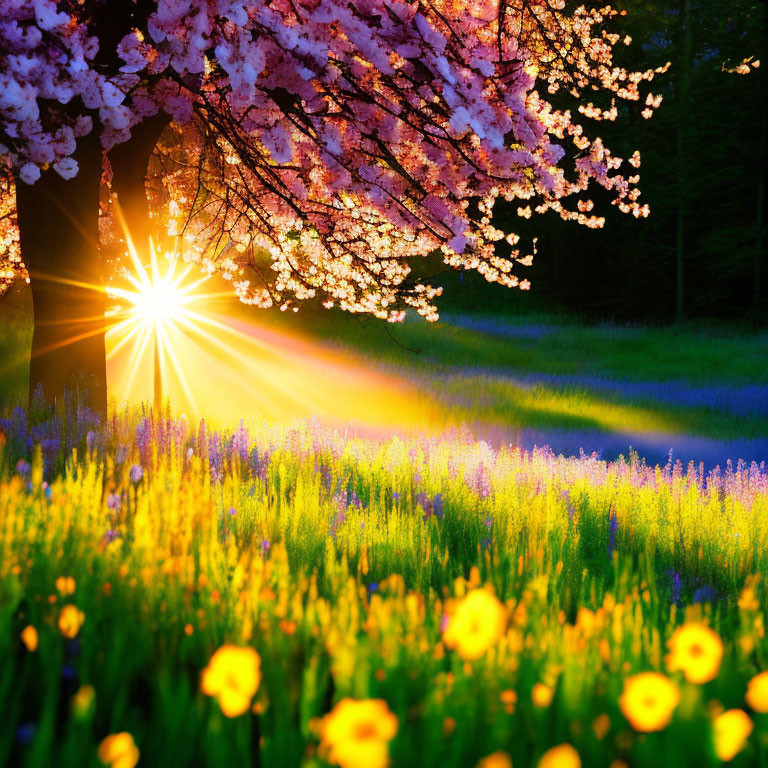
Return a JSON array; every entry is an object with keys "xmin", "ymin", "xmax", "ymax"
[{"xmin": 0, "ymin": 0, "xmax": 665, "ymax": 415}]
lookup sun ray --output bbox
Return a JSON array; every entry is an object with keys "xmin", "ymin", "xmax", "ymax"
[
  {"xmin": 106, "ymin": 320, "xmax": 145, "ymax": 361},
  {"xmin": 106, "ymin": 237, "xmax": 212, "ymax": 411},
  {"xmin": 158, "ymin": 324, "xmax": 200, "ymax": 413}
]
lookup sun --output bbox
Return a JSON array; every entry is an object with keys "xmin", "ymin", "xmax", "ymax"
[
  {"xmin": 107, "ymin": 241, "xmax": 209, "ymax": 340},
  {"xmin": 131, "ymin": 276, "xmax": 185, "ymax": 325},
  {"xmin": 106, "ymin": 237, "xmax": 213, "ymax": 412},
  {"xmin": 115, "ymin": 249, "xmax": 200, "ymax": 330}
]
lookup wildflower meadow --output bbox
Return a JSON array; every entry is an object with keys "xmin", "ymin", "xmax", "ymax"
[{"xmin": 1, "ymin": 399, "xmax": 768, "ymax": 768}]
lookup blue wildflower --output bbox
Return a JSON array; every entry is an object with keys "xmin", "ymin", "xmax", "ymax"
[
  {"xmin": 607, "ymin": 513, "xmax": 618, "ymax": 558},
  {"xmin": 16, "ymin": 723, "xmax": 36, "ymax": 745}
]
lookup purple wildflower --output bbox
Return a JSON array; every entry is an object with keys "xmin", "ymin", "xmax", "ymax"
[
  {"xmin": 607, "ymin": 513, "xmax": 618, "ymax": 558},
  {"xmin": 693, "ymin": 585, "xmax": 719, "ymax": 604},
  {"xmin": 129, "ymin": 464, "xmax": 144, "ymax": 484},
  {"xmin": 668, "ymin": 570, "xmax": 682, "ymax": 604},
  {"xmin": 231, "ymin": 420, "xmax": 250, "ymax": 463}
]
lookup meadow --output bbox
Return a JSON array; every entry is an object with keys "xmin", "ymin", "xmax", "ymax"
[{"xmin": 1, "ymin": 287, "xmax": 768, "ymax": 768}]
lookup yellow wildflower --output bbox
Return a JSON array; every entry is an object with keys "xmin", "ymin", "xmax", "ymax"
[
  {"xmin": 442, "ymin": 589, "xmax": 507, "ymax": 660},
  {"xmin": 320, "ymin": 698, "xmax": 398, "ymax": 768},
  {"xmin": 98, "ymin": 732, "xmax": 139, "ymax": 768},
  {"xmin": 667, "ymin": 624, "xmax": 723, "ymax": 684},
  {"xmin": 20, "ymin": 625, "xmax": 38, "ymax": 652},
  {"xmin": 738, "ymin": 576, "xmax": 761, "ymax": 611},
  {"xmin": 532, "ymin": 683, "xmax": 554, "ymax": 708},
  {"xmin": 592, "ymin": 713, "xmax": 611, "ymax": 740},
  {"xmin": 619, "ymin": 672, "xmax": 680, "ymax": 732},
  {"xmin": 713, "ymin": 709, "xmax": 753, "ymax": 761},
  {"xmin": 538, "ymin": 743, "xmax": 581, "ymax": 768},
  {"xmin": 745, "ymin": 671, "xmax": 768, "ymax": 713},
  {"xmin": 500, "ymin": 689, "xmax": 517, "ymax": 713},
  {"xmin": 58, "ymin": 605, "xmax": 85, "ymax": 638},
  {"xmin": 72, "ymin": 684, "xmax": 96, "ymax": 719},
  {"xmin": 55, "ymin": 576, "xmax": 76, "ymax": 596},
  {"xmin": 201, "ymin": 645, "xmax": 261, "ymax": 717},
  {"xmin": 477, "ymin": 751, "xmax": 513, "ymax": 768}
]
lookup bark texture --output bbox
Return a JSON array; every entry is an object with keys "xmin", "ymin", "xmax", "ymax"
[{"xmin": 16, "ymin": 132, "xmax": 107, "ymax": 415}]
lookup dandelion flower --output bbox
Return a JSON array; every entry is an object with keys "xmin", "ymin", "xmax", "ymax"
[
  {"xmin": 58, "ymin": 605, "xmax": 85, "ymax": 639},
  {"xmin": 667, "ymin": 624, "xmax": 723, "ymax": 684},
  {"xmin": 98, "ymin": 732, "xmax": 139, "ymax": 768},
  {"xmin": 320, "ymin": 698, "xmax": 398, "ymax": 768},
  {"xmin": 538, "ymin": 744, "xmax": 581, "ymax": 768},
  {"xmin": 745, "ymin": 671, "xmax": 768, "ymax": 713},
  {"xmin": 201, "ymin": 645, "xmax": 261, "ymax": 717},
  {"xmin": 443, "ymin": 589, "xmax": 507, "ymax": 660},
  {"xmin": 619, "ymin": 672, "xmax": 680, "ymax": 732},
  {"xmin": 20, "ymin": 625, "xmax": 38, "ymax": 652},
  {"xmin": 476, "ymin": 751, "xmax": 513, "ymax": 768},
  {"xmin": 713, "ymin": 709, "xmax": 752, "ymax": 761}
]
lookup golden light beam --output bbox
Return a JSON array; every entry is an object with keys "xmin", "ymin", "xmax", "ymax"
[
  {"xmin": 106, "ymin": 243, "xmax": 211, "ymax": 413},
  {"xmin": 103, "ymin": 206, "xmax": 446, "ymax": 436},
  {"xmin": 156, "ymin": 321, "xmax": 199, "ymax": 413}
]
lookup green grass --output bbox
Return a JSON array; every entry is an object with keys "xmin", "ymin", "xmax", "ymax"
[
  {"xmin": 271, "ymin": 307, "xmax": 768, "ymax": 384},
  {"xmin": 0, "ymin": 286, "xmax": 32, "ymax": 407},
  {"xmin": 240, "ymin": 304, "xmax": 768, "ymax": 441}
]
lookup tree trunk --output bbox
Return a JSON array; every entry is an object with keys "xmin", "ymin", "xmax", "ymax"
[
  {"xmin": 14, "ymin": 0, "xmax": 169, "ymax": 418},
  {"xmin": 109, "ymin": 113, "xmax": 170, "ymax": 252},
  {"xmin": 15, "ymin": 115, "xmax": 169, "ymax": 418},
  {"xmin": 110, "ymin": 115, "xmax": 170, "ymax": 418},
  {"xmin": 16, "ymin": 132, "xmax": 107, "ymax": 416}
]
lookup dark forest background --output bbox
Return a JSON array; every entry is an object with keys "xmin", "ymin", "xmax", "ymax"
[{"xmin": 433, "ymin": 0, "xmax": 767, "ymax": 324}]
